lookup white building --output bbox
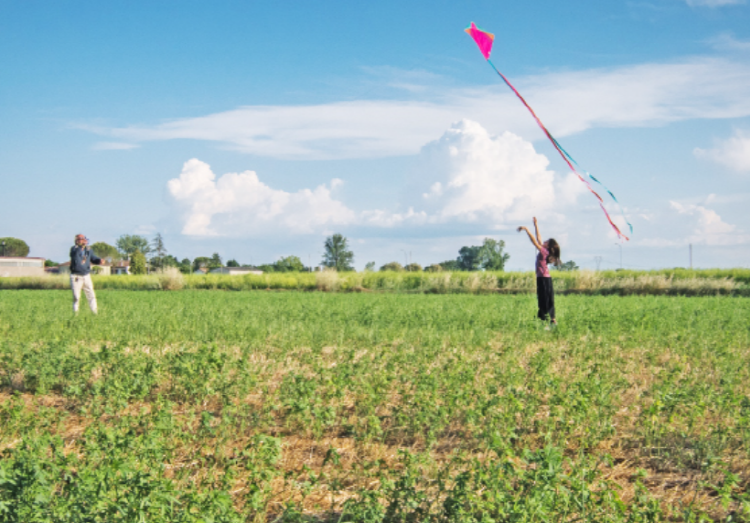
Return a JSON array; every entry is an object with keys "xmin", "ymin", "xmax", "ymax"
[
  {"xmin": 110, "ymin": 261, "xmax": 130, "ymax": 275},
  {"xmin": 210, "ymin": 267, "xmax": 263, "ymax": 275},
  {"xmin": 58, "ymin": 260, "xmax": 129, "ymax": 275},
  {"xmin": 0, "ymin": 257, "xmax": 46, "ymax": 277}
]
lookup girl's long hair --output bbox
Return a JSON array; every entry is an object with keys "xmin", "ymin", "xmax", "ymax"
[{"xmin": 546, "ymin": 239, "xmax": 561, "ymax": 266}]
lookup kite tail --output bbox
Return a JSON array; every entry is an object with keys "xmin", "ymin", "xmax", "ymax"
[
  {"xmin": 487, "ymin": 59, "xmax": 632, "ymax": 240},
  {"xmin": 584, "ymin": 172, "xmax": 633, "ymax": 236},
  {"xmin": 549, "ymin": 132, "xmax": 634, "ymax": 235}
]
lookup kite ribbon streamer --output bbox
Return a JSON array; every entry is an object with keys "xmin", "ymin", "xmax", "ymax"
[
  {"xmin": 549, "ymin": 136, "xmax": 634, "ymax": 236},
  {"xmin": 465, "ymin": 22, "xmax": 631, "ymax": 240}
]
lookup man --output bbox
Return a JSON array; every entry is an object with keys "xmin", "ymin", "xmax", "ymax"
[{"xmin": 69, "ymin": 234, "xmax": 104, "ymax": 314}]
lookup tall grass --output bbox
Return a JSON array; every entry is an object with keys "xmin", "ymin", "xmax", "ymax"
[{"xmin": 3, "ymin": 268, "xmax": 748, "ymax": 295}]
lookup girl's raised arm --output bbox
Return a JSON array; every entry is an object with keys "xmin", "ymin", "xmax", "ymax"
[
  {"xmin": 533, "ymin": 217, "xmax": 543, "ymax": 245},
  {"xmin": 517, "ymin": 225, "xmax": 544, "ymax": 251}
]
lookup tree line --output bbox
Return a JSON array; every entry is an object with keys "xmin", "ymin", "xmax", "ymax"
[{"xmin": 1, "ymin": 233, "xmax": 578, "ymax": 273}]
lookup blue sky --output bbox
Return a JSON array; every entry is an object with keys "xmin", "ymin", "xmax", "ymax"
[{"xmin": 2, "ymin": 0, "xmax": 749, "ymax": 270}]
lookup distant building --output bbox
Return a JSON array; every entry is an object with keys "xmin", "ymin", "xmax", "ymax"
[
  {"xmin": 110, "ymin": 260, "xmax": 130, "ymax": 275},
  {"xmin": 0, "ymin": 256, "xmax": 46, "ymax": 277},
  {"xmin": 91, "ymin": 265, "xmax": 112, "ymax": 276},
  {"xmin": 210, "ymin": 267, "xmax": 263, "ymax": 275},
  {"xmin": 58, "ymin": 260, "xmax": 129, "ymax": 275}
]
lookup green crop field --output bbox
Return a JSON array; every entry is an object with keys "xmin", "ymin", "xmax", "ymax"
[{"xmin": 1, "ymin": 290, "xmax": 749, "ymax": 522}]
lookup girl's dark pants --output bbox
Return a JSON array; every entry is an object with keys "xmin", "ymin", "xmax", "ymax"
[{"xmin": 536, "ymin": 276, "xmax": 555, "ymax": 321}]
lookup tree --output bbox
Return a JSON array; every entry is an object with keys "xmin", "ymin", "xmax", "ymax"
[
  {"xmin": 454, "ymin": 238, "xmax": 510, "ymax": 271},
  {"xmin": 405, "ymin": 263, "xmax": 423, "ymax": 272},
  {"xmin": 226, "ymin": 259, "xmax": 240, "ymax": 267},
  {"xmin": 258, "ymin": 263, "xmax": 276, "ymax": 273},
  {"xmin": 91, "ymin": 242, "xmax": 120, "ymax": 262},
  {"xmin": 424, "ymin": 264, "xmax": 443, "ymax": 272},
  {"xmin": 555, "ymin": 260, "xmax": 579, "ymax": 271},
  {"xmin": 275, "ymin": 255, "xmax": 305, "ymax": 272},
  {"xmin": 322, "ymin": 233, "xmax": 354, "ymax": 271},
  {"xmin": 44, "ymin": 260, "xmax": 59, "ymax": 267},
  {"xmin": 116, "ymin": 235, "xmax": 150, "ymax": 257},
  {"xmin": 477, "ymin": 238, "xmax": 510, "ymax": 271},
  {"xmin": 193, "ymin": 257, "xmax": 211, "ymax": 273},
  {"xmin": 209, "ymin": 253, "xmax": 223, "ymax": 269},
  {"xmin": 379, "ymin": 261, "xmax": 404, "ymax": 272},
  {"xmin": 364, "ymin": 261, "xmax": 376, "ymax": 271},
  {"xmin": 437, "ymin": 260, "xmax": 460, "ymax": 271},
  {"xmin": 0, "ymin": 237, "xmax": 30, "ymax": 257},
  {"xmin": 457, "ymin": 246, "xmax": 482, "ymax": 271},
  {"xmin": 151, "ymin": 233, "xmax": 167, "ymax": 257},
  {"xmin": 161, "ymin": 255, "xmax": 180, "ymax": 268},
  {"xmin": 150, "ymin": 233, "xmax": 167, "ymax": 269},
  {"xmin": 179, "ymin": 258, "xmax": 192, "ymax": 274},
  {"xmin": 130, "ymin": 250, "xmax": 147, "ymax": 275}
]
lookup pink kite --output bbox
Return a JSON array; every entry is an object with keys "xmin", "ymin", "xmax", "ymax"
[{"xmin": 465, "ymin": 22, "xmax": 632, "ymax": 241}]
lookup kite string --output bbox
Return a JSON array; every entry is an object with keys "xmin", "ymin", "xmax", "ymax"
[
  {"xmin": 487, "ymin": 59, "xmax": 629, "ymax": 240},
  {"xmin": 486, "ymin": 60, "xmax": 599, "ymax": 196}
]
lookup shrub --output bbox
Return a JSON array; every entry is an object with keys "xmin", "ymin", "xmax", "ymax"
[
  {"xmin": 316, "ymin": 268, "xmax": 341, "ymax": 292},
  {"xmin": 157, "ymin": 267, "xmax": 185, "ymax": 291}
]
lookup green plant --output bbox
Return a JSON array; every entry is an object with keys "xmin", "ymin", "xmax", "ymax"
[{"xmin": 130, "ymin": 249, "xmax": 147, "ymax": 275}]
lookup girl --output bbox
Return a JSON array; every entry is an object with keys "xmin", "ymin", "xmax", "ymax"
[{"xmin": 517, "ymin": 217, "xmax": 561, "ymax": 325}]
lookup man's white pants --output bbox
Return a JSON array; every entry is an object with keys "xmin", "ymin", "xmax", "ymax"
[{"xmin": 70, "ymin": 274, "xmax": 97, "ymax": 313}]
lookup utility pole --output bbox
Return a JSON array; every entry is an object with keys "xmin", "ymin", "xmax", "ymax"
[
  {"xmin": 594, "ymin": 256, "xmax": 602, "ymax": 271},
  {"xmin": 689, "ymin": 244, "xmax": 693, "ymax": 270},
  {"xmin": 401, "ymin": 249, "xmax": 408, "ymax": 267}
]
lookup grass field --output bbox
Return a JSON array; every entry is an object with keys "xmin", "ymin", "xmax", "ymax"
[{"xmin": 1, "ymin": 290, "xmax": 749, "ymax": 522}]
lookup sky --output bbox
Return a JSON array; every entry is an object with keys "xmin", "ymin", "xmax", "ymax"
[{"xmin": 1, "ymin": 0, "xmax": 749, "ymax": 271}]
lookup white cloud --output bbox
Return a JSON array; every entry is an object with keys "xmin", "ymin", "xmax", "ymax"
[
  {"xmin": 85, "ymin": 57, "xmax": 750, "ymax": 160},
  {"xmin": 409, "ymin": 120, "xmax": 586, "ymax": 225},
  {"xmin": 694, "ymin": 130, "xmax": 750, "ymax": 173},
  {"xmin": 167, "ymin": 159, "xmax": 356, "ymax": 236},
  {"xmin": 358, "ymin": 66, "xmax": 447, "ymax": 93},
  {"xmin": 670, "ymin": 201, "xmax": 750, "ymax": 245},
  {"xmin": 686, "ymin": 0, "xmax": 745, "ymax": 7},
  {"xmin": 706, "ymin": 32, "xmax": 750, "ymax": 51},
  {"xmin": 166, "ymin": 122, "xmax": 591, "ymax": 237},
  {"xmin": 641, "ymin": 201, "xmax": 750, "ymax": 246}
]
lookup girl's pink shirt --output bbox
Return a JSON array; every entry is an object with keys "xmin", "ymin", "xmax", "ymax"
[{"xmin": 536, "ymin": 246, "xmax": 550, "ymax": 277}]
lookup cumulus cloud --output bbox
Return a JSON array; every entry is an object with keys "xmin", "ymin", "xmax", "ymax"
[
  {"xmin": 410, "ymin": 120, "xmax": 585, "ymax": 225},
  {"xmin": 641, "ymin": 201, "xmax": 750, "ymax": 246},
  {"xmin": 166, "ymin": 122, "xmax": 589, "ymax": 237},
  {"xmin": 167, "ymin": 159, "xmax": 356, "ymax": 236},
  {"xmin": 84, "ymin": 57, "xmax": 750, "ymax": 160},
  {"xmin": 670, "ymin": 201, "xmax": 750, "ymax": 245},
  {"xmin": 694, "ymin": 130, "xmax": 750, "ymax": 173}
]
